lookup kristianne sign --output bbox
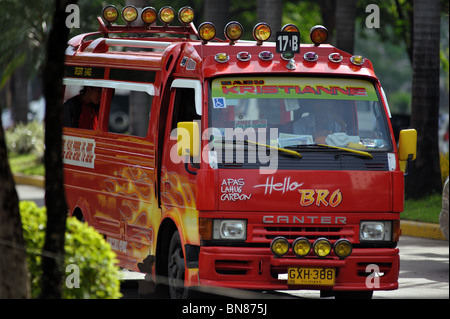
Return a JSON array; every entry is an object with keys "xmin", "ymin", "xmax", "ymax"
[{"xmin": 212, "ymin": 77, "xmax": 378, "ymax": 101}]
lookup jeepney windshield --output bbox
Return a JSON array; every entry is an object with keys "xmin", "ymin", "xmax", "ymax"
[{"xmin": 208, "ymin": 77, "xmax": 392, "ymax": 152}]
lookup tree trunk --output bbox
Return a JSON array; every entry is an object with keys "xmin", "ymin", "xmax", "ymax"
[
  {"xmin": 257, "ymin": 0, "xmax": 283, "ymax": 41},
  {"xmin": 40, "ymin": 0, "xmax": 76, "ymax": 298},
  {"xmin": 405, "ymin": 0, "xmax": 442, "ymax": 198},
  {"xmin": 335, "ymin": 0, "xmax": 356, "ymax": 54},
  {"xmin": 11, "ymin": 66, "xmax": 29, "ymax": 125},
  {"xmin": 204, "ymin": 0, "xmax": 230, "ymax": 40},
  {"xmin": 0, "ymin": 115, "xmax": 30, "ymax": 298}
]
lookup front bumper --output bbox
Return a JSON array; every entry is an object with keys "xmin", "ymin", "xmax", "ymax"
[{"xmin": 198, "ymin": 246, "xmax": 399, "ymax": 291}]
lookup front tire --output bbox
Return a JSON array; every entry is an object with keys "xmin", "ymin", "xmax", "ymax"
[{"xmin": 168, "ymin": 231, "xmax": 189, "ymax": 299}]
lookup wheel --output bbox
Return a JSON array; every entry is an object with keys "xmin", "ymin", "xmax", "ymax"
[{"xmin": 168, "ymin": 231, "xmax": 189, "ymax": 299}]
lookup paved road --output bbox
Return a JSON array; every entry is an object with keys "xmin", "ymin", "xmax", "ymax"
[{"xmin": 16, "ymin": 184, "xmax": 449, "ymax": 299}]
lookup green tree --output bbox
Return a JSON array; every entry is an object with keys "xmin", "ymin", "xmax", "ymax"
[{"xmin": 406, "ymin": 0, "xmax": 443, "ymax": 198}]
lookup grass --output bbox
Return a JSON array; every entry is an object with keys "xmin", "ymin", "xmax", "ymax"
[
  {"xmin": 402, "ymin": 193, "xmax": 443, "ymax": 224},
  {"xmin": 8, "ymin": 153, "xmax": 45, "ymax": 176}
]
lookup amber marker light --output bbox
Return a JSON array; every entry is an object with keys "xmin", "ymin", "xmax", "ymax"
[
  {"xmin": 178, "ymin": 6, "xmax": 195, "ymax": 24},
  {"xmin": 122, "ymin": 5, "xmax": 138, "ymax": 23},
  {"xmin": 351, "ymin": 55, "xmax": 365, "ymax": 65},
  {"xmin": 198, "ymin": 22, "xmax": 216, "ymax": 43},
  {"xmin": 141, "ymin": 7, "xmax": 157, "ymax": 24},
  {"xmin": 225, "ymin": 21, "xmax": 243, "ymax": 44},
  {"xmin": 310, "ymin": 25, "xmax": 328, "ymax": 46},
  {"xmin": 159, "ymin": 6, "xmax": 175, "ymax": 25},
  {"xmin": 253, "ymin": 23, "xmax": 271, "ymax": 44},
  {"xmin": 102, "ymin": 5, "xmax": 119, "ymax": 23}
]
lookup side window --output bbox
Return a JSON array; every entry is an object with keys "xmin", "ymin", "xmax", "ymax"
[
  {"xmin": 63, "ymin": 85, "xmax": 102, "ymax": 130},
  {"xmin": 108, "ymin": 90, "xmax": 152, "ymax": 137},
  {"xmin": 171, "ymin": 88, "xmax": 200, "ymax": 130}
]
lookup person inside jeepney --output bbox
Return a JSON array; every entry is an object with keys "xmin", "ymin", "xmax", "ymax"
[
  {"xmin": 292, "ymin": 100, "xmax": 347, "ymax": 144},
  {"xmin": 64, "ymin": 86, "xmax": 102, "ymax": 130}
]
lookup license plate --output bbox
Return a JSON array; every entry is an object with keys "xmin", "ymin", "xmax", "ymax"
[{"xmin": 287, "ymin": 267, "xmax": 335, "ymax": 286}]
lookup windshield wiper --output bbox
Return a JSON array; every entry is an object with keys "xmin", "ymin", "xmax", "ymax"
[
  {"xmin": 244, "ymin": 140, "xmax": 302, "ymax": 159},
  {"xmin": 215, "ymin": 139, "xmax": 302, "ymax": 158},
  {"xmin": 289, "ymin": 143, "xmax": 373, "ymax": 159}
]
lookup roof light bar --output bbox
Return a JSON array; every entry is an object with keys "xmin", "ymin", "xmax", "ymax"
[
  {"xmin": 253, "ymin": 23, "xmax": 271, "ymax": 45},
  {"xmin": 225, "ymin": 21, "xmax": 243, "ymax": 44},
  {"xmin": 122, "ymin": 5, "xmax": 138, "ymax": 23},
  {"xmin": 310, "ymin": 25, "xmax": 328, "ymax": 46},
  {"xmin": 178, "ymin": 6, "xmax": 195, "ymax": 24},
  {"xmin": 141, "ymin": 7, "xmax": 157, "ymax": 25},
  {"xmin": 159, "ymin": 6, "xmax": 175, "ymax": 25},
  {"xmin": 102, "ymin": 5, "xmax": 119, "ymax": 23}
]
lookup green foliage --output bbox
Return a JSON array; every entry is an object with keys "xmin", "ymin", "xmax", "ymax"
[
  {"xmin": 20, "ymin": 201, "xmax": 122, "ymax": 299},
  {"xmin": 5, "ymin": 121, "xmax": 44, "ymax": 158},
  {"xmin": 403, "ymin": 193, "xmax": 442, "ymax": 224}
]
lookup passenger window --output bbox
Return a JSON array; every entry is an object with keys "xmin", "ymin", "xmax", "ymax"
[
  {"xmin": 108, "ymin": 90, "xmax": 152, "ymax": 137},
  {"xmin": 171, "ymin": 88, "xmax": 201, "ymax": 130},
  {"xmin": 63, "ymin": 85, "xmax": 102, "ymax": 130}
]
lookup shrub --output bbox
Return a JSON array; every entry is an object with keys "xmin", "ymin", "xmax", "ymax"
[
  {"xmin": 5, "ymin": 121, "xmax": 44, "ymax": 160},
  {"xmin": 20, "ymin": 201, "xmax": 122, "ymax": 299}
]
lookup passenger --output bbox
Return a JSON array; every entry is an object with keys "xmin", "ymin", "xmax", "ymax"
[{"xmin": 64, "ymin": 86, "xmax": 101, "ymax": 130}]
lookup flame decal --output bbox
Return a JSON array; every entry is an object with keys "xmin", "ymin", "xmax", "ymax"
[
  {"xmin": 161, "ymin": 167, "xmax": 199, "ymax": 245},
  {"xmin": 102, "ymin": 165, "xmax": 159, "ymax": 262}
]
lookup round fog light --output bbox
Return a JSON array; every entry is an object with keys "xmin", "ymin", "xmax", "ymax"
[
  {"xmin": 334, "ymin": 239, "xmax": 352, "ymax": 259},
  {"xmin": 293, "ymin": 237, "xmax": 311, "ymax": 258},
  {"xmin": 313, "ymin": 238, "xmax": 332, "ymax": 258},
  {"xmin": 271, "ymin": 237, "xmax": 289, "ymax": 257}
]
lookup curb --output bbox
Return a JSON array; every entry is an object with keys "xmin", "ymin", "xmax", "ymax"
[
  {"xmin": 13, "ymin": 173, "xmax": 44, "ymax": 188},
  {"xmin": 14, "ymin": 174, "xmax": 447, "ymax": 241},
  {"xmin": 400, "ymin": 220, "xmax": 446, "ymax": 241}
]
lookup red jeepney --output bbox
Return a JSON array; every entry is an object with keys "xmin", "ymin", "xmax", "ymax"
[{"xmin": 62, "ymin": 5, "xmax": 417, "ymax": 298}]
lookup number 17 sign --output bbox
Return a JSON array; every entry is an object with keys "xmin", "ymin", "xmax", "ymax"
[{"xmin": 275, "ymin": 31, "xmax": 300, "ymax": 54}]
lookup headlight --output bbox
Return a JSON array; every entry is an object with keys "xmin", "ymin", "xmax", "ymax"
[
  {"xmin": 213, "ymin": 219, "xmax": 246, "ymax": 240},
  {"xmin": 360, "ymin": 221, "xmax": 392, "ymax": 241}
]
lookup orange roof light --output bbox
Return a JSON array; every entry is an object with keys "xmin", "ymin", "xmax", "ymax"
[
  {"xmin": 178, "ymin": 6, "xmax": 195, "ymax": 24},
  {"xmin": 122, "ymin": 5, "xmax": 138, "ymax": 23},
  {"xmin": 225, "ymin": 21, "xmax": 243, "ymax": 44},
  {"xmin": 159, "ymin": 6, "xmax": 175, "ymax": 25},
  {"xmin": 141, "ymin": 7, "xmax": 157, "ymax": 24},
  {"xmin": 310, "ymin": 25, "xmax": 328, "ymax": 46},
  {"xmin": 102, "ymin": 5, "xmax": 119, "ymax": 23},
  {"xmin": 281, "ymin": 24, "xmax": 299, "ymax": 33},
  {"xmin": 253, "ymin": 23, "xmax": 271, "ymax": 44},
  {"xmin": 198, "ymin": 22, "xmax": 216, "ymax": 43}
]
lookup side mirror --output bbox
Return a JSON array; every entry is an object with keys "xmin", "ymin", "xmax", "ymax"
[
  {"xmin": 177, "ymin": 121, "xmax": 200, "ymax": 175},
  {"xmin": 398, "ymin": 129, "xmax": 417, "ymax": 175},
  {"xmin": 177, "ymin": 121, "xmax": 199, "ymax": 158}
]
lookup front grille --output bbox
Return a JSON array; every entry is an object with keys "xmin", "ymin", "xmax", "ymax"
[{"xmin": 251, "ymin": 225, "xmax": 355, "ymax": 245}]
